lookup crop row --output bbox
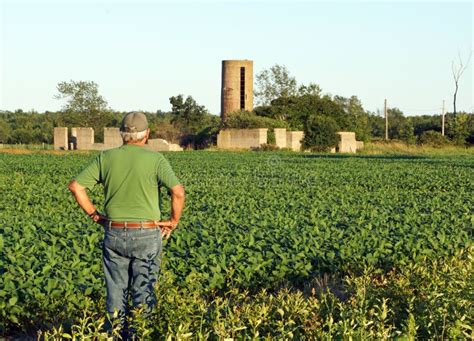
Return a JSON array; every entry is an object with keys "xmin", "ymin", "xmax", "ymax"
[{"xmin": 1, "ymin": 152, "xmax": 472, "ymax": 335}]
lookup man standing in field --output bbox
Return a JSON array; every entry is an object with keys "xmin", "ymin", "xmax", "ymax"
[{"xmin": 68, "ymin": 112, "xmax": 185, "ymax": 336}]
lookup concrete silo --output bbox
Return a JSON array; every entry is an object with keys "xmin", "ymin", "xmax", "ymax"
[{"xmin": 221, "ymin": 60, "xmax": 253, "ymax": 121}]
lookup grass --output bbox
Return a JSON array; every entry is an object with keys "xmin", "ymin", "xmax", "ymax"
[{"xmin": 359, "ymin": 141, "xmax": 473, "ymax": 156}]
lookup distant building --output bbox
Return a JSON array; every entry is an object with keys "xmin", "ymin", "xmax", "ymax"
[{"xmin": 221, "ymin": 60, "xmax": 253, "ymax": 121}]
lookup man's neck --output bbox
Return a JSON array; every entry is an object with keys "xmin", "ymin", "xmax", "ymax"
[{"xmin": 125, "ymin": 140, "xmax": 147, "ymax": 146}]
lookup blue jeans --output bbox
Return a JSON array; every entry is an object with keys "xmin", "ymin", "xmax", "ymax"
[{"xmin": 102, "ymin": 226, "xmax": 162, "ymax": 328}]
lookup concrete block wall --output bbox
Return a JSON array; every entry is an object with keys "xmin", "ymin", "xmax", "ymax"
[
  {"xmin": 337, "ymin": 132, "xmax": 357, "ymax": 153},
  {"xmin": 286, "ymin": 131, "xmax": 304, "ymax": 152},
  {"xmin": 56, "ymin": 127, "xmax": 182, "ymax": 151},
  {"xmin": 53, "ymin": 127, "xmax": 68, "ymax": 150},
  {"xmin": 216, "ymin": 130, "xmax": 231, "ymax": 148},
  {"xmin": 104, "ymin": 128, "xmax": 123, "ymax": 148},
  {"xmin": 274, "ymin": 128, "xmax": 287, "ymax": 149},
  {"xmin": 73, "ymin": 128, "xmax": 95, "ymax": 150},
  {"xmin": 217, "ymin": 129, "xmax": 268, "ymax": 149}
]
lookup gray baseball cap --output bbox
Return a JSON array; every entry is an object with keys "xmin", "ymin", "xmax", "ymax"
[{"xmin": 120, "ymin": 112, "xmax": 148, "ymax": 133}]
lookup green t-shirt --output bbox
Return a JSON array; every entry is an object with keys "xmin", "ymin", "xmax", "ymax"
[{"xmin": 74, "ymin": 144, "xmax": 180, "ymax": 221}]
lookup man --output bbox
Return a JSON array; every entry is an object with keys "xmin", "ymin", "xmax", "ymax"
[{"xmin": 68, "ymin": 112, "xmax": 185, "ymax": 335}]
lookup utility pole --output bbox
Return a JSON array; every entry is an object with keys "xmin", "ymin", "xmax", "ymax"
[
  {"xmin": 384, "ymin": 99, "xmax": 388, "ymax": 140},
  {"xmin": 441, "ymin": 100, "xmax": 445, "ymax": 136}
]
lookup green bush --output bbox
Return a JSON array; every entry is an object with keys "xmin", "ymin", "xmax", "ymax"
[
  {"xmin": 252, "ymin": 143, "xmax": 280, "ymax": 151},
  {"xmin": 267, "ymin": 130, "xmax": 276, "ymax": 145},
  {"xmin": 417, "ymin": 130, "xmax": 450, "ymax": 147},
  {"xmin": 222, "ymin": 111, "xmax": 287, "ymax": 129},
  {"xmin": 302, "ymin": 115, "xmax": 339, "ymax": 151}
]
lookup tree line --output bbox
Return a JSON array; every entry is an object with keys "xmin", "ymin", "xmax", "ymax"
[{"xmin": 0, "ymin": 68, "xmax": 472, "ymax": 150}]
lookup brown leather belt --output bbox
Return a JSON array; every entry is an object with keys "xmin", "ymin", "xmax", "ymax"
[{"xmin": 106, "ymin": 220, "xmax": 159, "ymax": 229}]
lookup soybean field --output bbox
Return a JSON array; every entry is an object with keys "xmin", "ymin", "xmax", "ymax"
[{"xmin": 1, "ymin": 151, "xmax": 473, "ymax": 339}]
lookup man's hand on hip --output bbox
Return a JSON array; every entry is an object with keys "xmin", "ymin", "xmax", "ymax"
[
  {"xmin": 155, "ymin": 220, "xmax": 178, "ymax": 239},
  {"xmin": 91, "ymin": 211, "xmax": 108, "ymax": 225}
]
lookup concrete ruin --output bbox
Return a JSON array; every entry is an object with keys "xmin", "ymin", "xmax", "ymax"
[
  {"xmin": 53, "ymin": 127, "xmax": 182, "ymax": 152},
  {"xmin": 274, "ymin": 128, "xmax": 287, "ymax": 148},
  {"xmin": 221, "ymin": 60, "xmax": 253, "ymax": 121},
  {"xmin": 146, "ymin": 138, "xmax": 183, "ymax": 152},
  {"xmin": 216, "ymin": 128, "xmax": 363, "ymax": 153},
  {"xmin": 217, "ymin": 129, "xmax": 268, "ymax": 150},
  {"xmin": 104, "ymin": 128, "xmax": 122, "ymax": 148},
  {"xmin": 53, "ymin": 127, "xmax": 68, "ymax": 150},
  {"xmin": 72, "ymin": 128, "xmax": 94, "ymax": 150},
  {"xmin": 274, "ymin": 128, "xmax": 304, "ymax": 151},
  {"xmin": 336, "ymin": 132, "xmax": 364, "ymax": 153},
  {"xmin": 217, "ymin": 128, "xmax": 304, "ymax": 151}
]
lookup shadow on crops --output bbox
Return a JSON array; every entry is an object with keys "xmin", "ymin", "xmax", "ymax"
[
  {"xmin": 301, "ymin": 153, "xmax": 426, "ymax": 161},
  {"xmin": 300, "ymin": 153, "xmax": 474, "ymax": 168}
]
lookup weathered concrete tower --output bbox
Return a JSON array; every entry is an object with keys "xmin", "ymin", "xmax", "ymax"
[{"xmin": 221, "ymin": 60, "xmax": 253, "ymax": 121}]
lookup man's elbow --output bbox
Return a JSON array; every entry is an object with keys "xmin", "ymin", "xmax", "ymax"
[
  {"xmin": 68, "ymin": 180, "xmax": 81, "ymax": 194},
  {"xmin": 171, "ymin": 184, "xmax": 185, "ymax": 200}
]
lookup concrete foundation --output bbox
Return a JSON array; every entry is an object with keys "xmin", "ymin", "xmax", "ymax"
[
  {"xmin": 53, "ymin": 127, "xmax": 68, "ymax": 150},
  {"xmin": 104, "ymin": 128, "xmax": 122, "ymax": 148},
  {"xmin": 217, "ymin": 129, "xmax": 268, "ymax": 149}
]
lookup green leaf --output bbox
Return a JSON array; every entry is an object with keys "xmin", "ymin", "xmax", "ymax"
[{"xmin": 9, "ymin": 296, "xmax": 18, "ymax": 306}]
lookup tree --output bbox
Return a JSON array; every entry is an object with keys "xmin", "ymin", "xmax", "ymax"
[
  {"xmin": 446, "ymin": 112, "xmax": 470, "ymax": 145},
  {"xmin": 386, "ymin": 108, "xmax": 406, "ymax": 139},
  {"xmin": 0, "ymin": 117, "xmax": 11, "ymax": 143},
  {"xmin": 55, "ymin": 80, "xmax": 109, "ymax": 114},
  {"xmin": 451, "ymin": 51, "xmax": 472, "ymax": 116},
  {"xmin": 302, "ymin": 115, "xmax": 339, "ymax": 152},
  {"xmin": 55, "ymin": 80, "xmax": 113, "ymax": 142},
  {"xmin": 297, "ymin": 83, "xmax": 322, "ymax": 97},
  {"xmin": 254, "ymin": 64, "xmax": 298, "ymax": 106},
  {"xmin": 418, "ymin": 130, "xmax": 449, "ymax": 147},
  {"xmin": 398, "ymin": 118, "xmax": 416, "ymax": 145},
  {"xmin": 221, "ymin": 111, "xmax": 287, "ymax": 129},
  {"xmin": 169, "ymin": 95, "xmax": 219, "ymax": 149},
  {"xmin": 169, "ymin": 95, "xmax": 210, "ymax": 134},
  {"xmin": 368, "ymin": 113, "xmax": 385, "ymax": 138},
  {"xmin": 333, "ymin": 95, "xmax": 371, "ymax": 141}
]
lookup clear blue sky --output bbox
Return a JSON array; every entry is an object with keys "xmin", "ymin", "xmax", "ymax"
[{"xmin": 1, "ymin": 1, "xmax": 472, "ymax": 116}]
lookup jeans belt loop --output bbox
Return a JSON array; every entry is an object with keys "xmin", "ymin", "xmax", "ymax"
[
  {"xmin": 124, "ymin": 221, "xmax": 127, "ymax": 231},
  {"xmin": 140, "ymin": 221, "xmax": 144, "ymax": 230}
]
